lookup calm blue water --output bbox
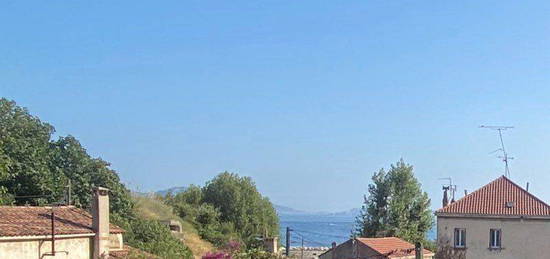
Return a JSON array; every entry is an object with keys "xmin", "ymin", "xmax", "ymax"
[
  {"xmin": 279, "ymin": 215, "xmax": 436, "ymax": 247},
  {"xmin": 280, "ymin": 220, "xmax": 354, "ymax": 247}
]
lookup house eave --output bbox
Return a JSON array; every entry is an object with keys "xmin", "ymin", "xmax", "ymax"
[
  {"xmin": 0, "ymin": 233, "xmax": 96, "ymax": 241},
  {"xmin": 435, "ymin": 212, "xmax": 550, "ymax": 220}
]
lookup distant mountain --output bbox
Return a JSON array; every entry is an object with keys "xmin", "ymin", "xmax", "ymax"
[
  {"xmin": 275, "ymin": 205, "xmax": 360, "ymax": 217},
  {"xmin": 323, "ymin": 208, "xmax": 361, "ymax": 218},
  {"xmin": 275, "ymin": 205, "xmax": 360, "ymax": 222},
  {"xmin": 156, "ymin": 186, "xmax": 187, "ymax": 196},
  {"xmin": 274, "ymin": 205, "xmax": 309, "ymax": 215}
]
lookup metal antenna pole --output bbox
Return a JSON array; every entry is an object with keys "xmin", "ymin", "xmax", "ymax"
[
  {"xmin": 480, "ymin": 125, "xmax": 514, "ymax": 178},
  {"xmin": 301, "ymin": 237, "xmax": 304, "ymax": 259},
  {"xmin": 67, "ymin": 179, "xmax": 72, "ymax": 206},
  {"xmin": 286, "ymin": 227, "xmax": 292, "ymax": 256},
  {"xmin": 497, "ymin": 129, "xmax": 510, "ymax": 177}
]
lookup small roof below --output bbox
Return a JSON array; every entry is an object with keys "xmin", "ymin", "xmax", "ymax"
[
  {"xmin": 357, "ymin": 237, "xmax": 434, "ymax": 258},
  {"xmin": 436, "ymin": 176, "xmax": 550, "ymax": 217},
  {"xmin": 0, "ymin": 206, "xmax": 124, "ymax": 237}
]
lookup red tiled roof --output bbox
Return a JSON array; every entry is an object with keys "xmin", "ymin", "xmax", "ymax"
[
  {"xmin": 436, "ymin": 176, "xmax": 550, "ymax": 216},
  {"xmin": 357, "ymin": 237, "xmax": 434, "ymax": 258},
  {"xmin": 110, "ymin": 245, "xmax": 158, "ymax": 259},
  {"xmin": 0, "ymin": 206, "xmax": 124, "ymax": 237}
]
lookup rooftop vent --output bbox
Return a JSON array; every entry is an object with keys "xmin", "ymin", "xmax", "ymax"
[{"xmin": 505, "ymin": 201, "xmax": 515, "ymax": 208}]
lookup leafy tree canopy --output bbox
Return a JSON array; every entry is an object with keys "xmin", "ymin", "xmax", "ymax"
[
  {"xmin": 355, "ymin": 159, "xmax": 434, "ymax": 244},
  {"xmin": 0, "ymin": 98, "xmax": 133, "ymax": 219},
  {"xmin": 166, "ymin": 172, "xmax": 279, "ymax": 248},
  {"xmin": 0, "ymin": 98, "xmax": 195, "ymax": 257},
  {"xmin": 203, "ymin": 172, "xmax": 279, "ymax": 246}
]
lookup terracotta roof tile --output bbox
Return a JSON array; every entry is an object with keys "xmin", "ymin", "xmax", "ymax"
[
  {"xmin": 110, "ymin": 245, "xmax": 158, "ymax": 259},
  {"xmin": 0, "ymin": 206, "xmax": 124, "ymax": 237},
  {"xmin": 357, "ymin": 237, "xmax": 434, "ymax": 258},
  {"xmin": 436, "ymin": 176, "xmax": 550, "ymax": 216}
]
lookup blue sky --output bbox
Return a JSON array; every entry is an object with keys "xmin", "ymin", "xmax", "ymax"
[{"xmin": 2, "ymin": 1, "xmax": 550, "ymax": 212}]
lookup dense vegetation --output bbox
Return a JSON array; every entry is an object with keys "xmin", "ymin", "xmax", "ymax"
[
  {"xmin": 355, "ymin": 159, "xmax": 434, "ymax": 248},
  {"xmin": 132, "ymin": 193, "xmax": 215, "ymax": 257},
  {"xmin": 0, "ymin": 98, "xmax": 191, "ymax": 258},
  {"xmin": 165, "ymin": 172, "xmax": 279, "ymax": 249}
]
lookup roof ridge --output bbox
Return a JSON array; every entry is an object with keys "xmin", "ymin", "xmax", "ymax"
[{"xmin": 501, "ymin": 176, "xmax": 550, "ymax": 209}]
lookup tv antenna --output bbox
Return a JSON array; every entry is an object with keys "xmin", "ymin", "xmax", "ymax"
[
  {"xmin": 439, "ymin": 177, "xmax": 457, "ymax": 202},
  {"xmin": 480, "ymin": 125, "xmax": 514, "ymax": 178}
]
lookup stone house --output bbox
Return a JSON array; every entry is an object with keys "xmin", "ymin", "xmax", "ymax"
[
  {"xmin": 436, "ymin": 176, "xmax": 550, "ymax": 259},
  {"xmin": 0, "ymin": 187, "xmax": 128, "ymax": 259},
  {"xmin": 318, "ymin": 237, "xmax": 434, "ymax": 259}
]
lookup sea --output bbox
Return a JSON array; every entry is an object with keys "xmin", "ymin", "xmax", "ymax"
[{"xmin": 279, "ymin": 214, "xmax": 436, "ymax": 247}]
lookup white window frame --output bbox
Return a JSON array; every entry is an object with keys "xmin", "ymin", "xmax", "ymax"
[
  {"xmin": 454, "ymin": 228, "xmax": 466, "ymax": 248},
  {"xmin": 489, "ymin": 229, "xmax": 502, "ymax": 248}
]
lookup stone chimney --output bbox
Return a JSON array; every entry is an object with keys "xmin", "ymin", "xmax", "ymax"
[
  {"xmin": 92, "ymin": 187, "xmax": 110, "ymax": 259},
  {"xmin": 442, "ymin": 187, "xmax": 449, "ymax": 208}
]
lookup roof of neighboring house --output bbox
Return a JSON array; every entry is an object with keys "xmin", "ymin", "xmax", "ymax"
[
  {"xmin": 0, "ymin": 206, "xmax": 124, "ymax": 237},
  {"xmin": 110, "ymin": 245, "xmax": 158, "ymax": 259},
  {"xmin": 357, "ymin": 237, "xmax": 434, "ymax": 258},
  {"xmin": 436, "ymin": 176, "xmax": 550, "ymax": 217}
]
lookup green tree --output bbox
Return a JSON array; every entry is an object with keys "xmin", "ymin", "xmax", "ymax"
[
  {"xmin": 49, "ymin": 136, "xmax": 135, "ymax": 221},
  {"xmin": 0, "ymin": 98, "xmax": 55, "ymax": 205},
  {"xmin": 0, "ymin": 98, "xmax": 134, "ymax": 219},
  {"xmin": 355, "ymin": 159, "xmax": 433, "ymax": 244},
  {"xmin": 0, "ymin": 98, "xmax": 191, "ymax": 257},
  {"xmin": 202, "ymin": 172, "xmax": 279, "ymax": 247}
]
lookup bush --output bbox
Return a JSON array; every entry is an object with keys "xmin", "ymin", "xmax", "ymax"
[
  {"xmin": 233, "ymin": 249, "xmax": 284, "ymax": 259},
  {"xmin": 124, "ymin": 218, "xmax": 192, "ymax": 259},
  {"xmin": 202, "ymin": 249, "xmax": 284, "ymax": 259},
  {"xmin": 202, "ymin": 252, "xmax": 232, "ymax": 259}
]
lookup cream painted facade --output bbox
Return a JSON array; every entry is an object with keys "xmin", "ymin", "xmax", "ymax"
[
  {"xmin": 0, "ymin": 235, "xmax": 93, "ymax": 259},
  {"xmin": 437, "ymin": 215, "xmax": 550, "ymax": 259},
  {"xmin": 0, "ymin": 233, "xmax": 124, "ymax": 259}
]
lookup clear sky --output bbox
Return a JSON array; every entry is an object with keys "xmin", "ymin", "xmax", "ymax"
[{"xmin": 2, "ymin": 1, "xmax": 550, "ymax": 212}]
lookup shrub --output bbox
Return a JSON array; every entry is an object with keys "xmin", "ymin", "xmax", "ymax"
[
  {"xmin": 124, "ymin": 218, "xmax": 192, "ymax": 259},
  {"xmin": 202, "ymin": 252, "xmax": 231, "ymax": 259}
]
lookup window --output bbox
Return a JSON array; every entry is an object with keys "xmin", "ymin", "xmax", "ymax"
[
  {"xmin": 454, "ymin": 228, "xmax": 466, "ymax": 248},
  {"xmin": 490, "ymin": 229, "xmax": 502, "ymax": 248}
]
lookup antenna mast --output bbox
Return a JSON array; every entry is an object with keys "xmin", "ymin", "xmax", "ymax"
[
  {"xmin": 439, "ymin": 177, "xmax": 456, "ymax": 202},
  {"xmin": 480, "ymin": 125, "xmax": 514, "ymax": 178}
]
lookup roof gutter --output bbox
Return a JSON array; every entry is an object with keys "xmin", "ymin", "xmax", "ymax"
[
  {"xmin": 0, "ymin": 233, "xmax": 96, "ymax": 241},
  {"xmin": 436, "ymin": 213, "xmax": 550, "ymax": 220}
]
